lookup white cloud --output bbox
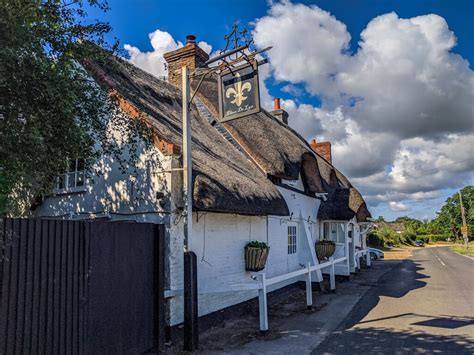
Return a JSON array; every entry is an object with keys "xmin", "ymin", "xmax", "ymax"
[
  {"xmin": 198, "ymin": 41, "xmax": 213, "ymax": 55},
  {"xmin": 389, "ymin": 201, "xmax": 410, "ymax": 211},
  {"xmin": 124, "ymin": 29, "xmax": 212, "ymax": 78},
  {"xmin": 253, "ymin": 1, "xmax": 474, "ymax": 216},
  {"xmin": 253, "ymin": 1, "xmax": 350, "ymax": 97}
]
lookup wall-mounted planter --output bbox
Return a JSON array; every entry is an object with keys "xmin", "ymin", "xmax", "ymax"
[
  {"xmin": 316, "ymin": 240, "xmax": 336, "ymax": 260},
  {"xmin": 245, "ymin": 244, "xmax": 269, "ymax": 272}
]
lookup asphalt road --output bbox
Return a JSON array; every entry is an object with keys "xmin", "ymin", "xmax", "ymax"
[{"xmin": 314, "ymin": 247, "xmax": 474, "ymax": 354}]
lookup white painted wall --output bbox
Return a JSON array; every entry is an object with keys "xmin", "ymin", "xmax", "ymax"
[
  {"xmin": 167, "ymin": 179, "xmax": 324, "ymax": 326},
  {"xmin": 32, "ymin": 130, "xmax": 172, "ymax": 224}
]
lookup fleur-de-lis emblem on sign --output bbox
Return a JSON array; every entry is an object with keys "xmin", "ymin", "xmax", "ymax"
[{"xmin": 225, "ymin": 73, "xmax": 252, "ymax": 107}]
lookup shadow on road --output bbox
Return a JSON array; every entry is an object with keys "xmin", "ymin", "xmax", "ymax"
[
  {"xmin": 413, "ymin": 315, "xmax": 474, "ymax": 329},
  {"xmin": 320, "ymin": 326, "xmax": 474, "ymax": 354},
  {"xmin": 341, "ymin": 260, "xmax": 428, "ymax": 330},
  {"xmin": 315, "ymin": 259, "xmax": 474, "ymax": 353},
  {"xmin": 358, "ymin": 313, "xmax": 474, "ymax": 329},
  {"xmin": 313, "ymin": 260, "xmax": 474, "ymax": 354}
]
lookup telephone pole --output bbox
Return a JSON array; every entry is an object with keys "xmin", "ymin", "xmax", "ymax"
[{"xmin": 458, "ymin": 191, "xmax": 469, "ymax": 248}]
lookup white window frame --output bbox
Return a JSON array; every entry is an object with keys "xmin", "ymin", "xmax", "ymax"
[
  {"xmin": 287, "ymin": 224, "xmax": 297, "ymax": 255},
  {"xmin": 322, "ymin": 221, "xmax": 346, "ymax": 244},
  {"xmin": 55, "ymin": 158, "xmax": 86, "ymax": 193}
]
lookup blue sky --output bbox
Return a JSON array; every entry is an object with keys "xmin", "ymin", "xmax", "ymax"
[
  {"xmin": 86, "ymin": 1, "xmax": 474, "ymax": 221},
  {"xmin": 91, "ymin": 0, "xmax": 473, "ymax": 62}
]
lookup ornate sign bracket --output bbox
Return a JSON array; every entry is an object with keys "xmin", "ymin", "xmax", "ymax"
[{"xmin": 189, "ymin": 22, "xmax": 271, "ymax": 117}]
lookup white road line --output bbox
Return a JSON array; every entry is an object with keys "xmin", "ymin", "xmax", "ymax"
[
  {"xmin": 434, "ymin": 253, "xmax": 446, "ymax": 267},
  {"xmin": 457, "ymin": 253, "xmax": 474, "ymax": 261}
]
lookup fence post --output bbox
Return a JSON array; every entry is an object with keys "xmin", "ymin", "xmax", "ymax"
[
  {"xmin": 329, "ymin": 256, "xmax": 336, "ymax": 291},
  {"xmin": 154, "ymin": 225, "xmax": 165, "ymax": 353},
  {"xmin": 366, "ymin": 250, "xmax": 371, "ymax": 267},
  {"xmin": 184, "ymin": 251, "xmax": 198, "ymax": 351},
  {"xmin": 258, "ymin": 273, "xmax": 268, "ymax": 332},
  {"xmin": 305, "ymin": 262, "xmax": 312, "ymax": 310}
]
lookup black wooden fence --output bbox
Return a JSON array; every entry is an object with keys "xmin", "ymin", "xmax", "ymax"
[{"xmin": 0, "ymin": 218, "xmax": 165, "ymax": 354}]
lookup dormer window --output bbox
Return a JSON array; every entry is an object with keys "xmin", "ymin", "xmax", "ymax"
[{"xmin": 56, "ymin": 158, "xmax": 85, "ymax": 191}]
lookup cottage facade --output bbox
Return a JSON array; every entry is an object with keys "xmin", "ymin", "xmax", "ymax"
[{"xmin": 32, "ymin": 38, "xmax": 372, "ymax": 327}]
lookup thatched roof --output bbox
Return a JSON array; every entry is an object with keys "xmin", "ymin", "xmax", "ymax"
[
  {"xmin": 192, "ymin": 73, "xmax": 369, "ymax": 214},
  {"xmin": 191, "ymin": 70, "xmax": 372, "ymax": 221},
  {"xmin": 82, "ymin": 50, "xmax": 370, "ymax": 221},
  {"xmin": 194, "ymin": 72, "xmax": 312, "ymax": 180},
  {"xmin": 318, "ymin": 187, "xmax": 371, "ymax": 222},
  {"xmin": 84, "ymin": 56, "xmax": 289, "ymax": 216}
]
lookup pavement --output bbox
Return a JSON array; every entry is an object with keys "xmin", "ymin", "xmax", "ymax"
[
  {"xmin": 314, "ymin": 246, "xmax": 474, "ymax": 354},
  {"xmin": 197, "ymin": 259, "xmax": 401, "ymax": 354}
]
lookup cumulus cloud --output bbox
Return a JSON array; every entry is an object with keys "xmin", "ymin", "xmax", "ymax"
[
  {"xmin": 389, "ymin": 201, "xmax": 410, "ymax": 211},
  {"xmin": 253, "ymin": 1, "xmax": 474, "ymax": 216},
  {"xmin": 124, "ymin": 29, "xmax": 212, "ymax": 78},
  {"xmin": 253, "ymin": 1, "xmax": 350, "ymax": 97}
]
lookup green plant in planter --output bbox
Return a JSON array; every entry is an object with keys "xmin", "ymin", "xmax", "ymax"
[
  {"xmin": 318, "ymin": 239, "xmax": 335, "ymax": 245},
  {"xmin": 245, "ymin": 241, "xmax": 269, "ymax": 271},
  {"xmin": 246, "ymin": 240, "xmax": 269, "ymax": 249}
]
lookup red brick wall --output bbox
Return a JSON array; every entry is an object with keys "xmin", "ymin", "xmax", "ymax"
[{"xmin": 310, "ymin": 139, "xmax": 332, "ymax": 163}]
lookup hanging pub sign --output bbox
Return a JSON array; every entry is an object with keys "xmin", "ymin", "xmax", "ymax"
[{"xmin": 218, "ymin": 61, "xmax": 261, "ymax": 122}]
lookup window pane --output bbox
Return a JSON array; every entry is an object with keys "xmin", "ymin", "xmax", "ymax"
[
  {"xmin": 77, "ymin": 158, "xmax": 84, "ymax": 171},
  {"xmin": 57, "ymin": 175, "xmax": 65, "ymax": 189},
  {"xmin": 67, "ymin": 172, "xmax": 76, "ymax": 188},
  {"xmin": 330, "ymin": 223, "xmax": 337, "ymax": 242},
  {"xmin": 76, "ymin": 171, "xmax": 84, "ymax": 187},
  {"xmin": 69, "ymin": 159, "xmax": 77, "ymax": 172},
  {"xmin": 288, "ymin": 225, "xmax": 297, "ymax": 254},
  {"xmin": 337, "ymin": 223, "xmax": 345, "ymax": 243}
]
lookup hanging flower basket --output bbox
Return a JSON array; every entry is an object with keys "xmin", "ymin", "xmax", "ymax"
[
  {"xmin": 245, "ymin": 241, "xmax": 269, "ymax": 272},
  {"xmin": 316, "ymin": 240, "xmax": 336, "ymax": 260}
]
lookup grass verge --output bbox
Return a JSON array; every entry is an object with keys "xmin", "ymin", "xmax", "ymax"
[{"xmin": 449, "ymin": 241, "xmax": 474, "ymax": 256}]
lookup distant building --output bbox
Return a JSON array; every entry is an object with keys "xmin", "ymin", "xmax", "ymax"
[{"xmin": 375, "ymin": 220, "xmax": 406, "ymax": 234}]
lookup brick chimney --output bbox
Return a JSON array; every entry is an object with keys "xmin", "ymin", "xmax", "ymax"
[
  {"xmin": 163, "ymin": 34, "xmax": 209, "ymax": 87},
  {"xmin": 271, "ymin": 98, "xmax": 289, "ymax": 124},
  {"xmin": 310, "ymin": 138, "xmax": 332, "ymax": 163}
]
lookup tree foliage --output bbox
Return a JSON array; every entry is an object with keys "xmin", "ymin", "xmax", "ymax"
[
  {"xmin": 428, "ymin": 186, "xmax": 473, "ymax": 240},
  {"xmin": 373, "ymin": 186, "xmax": 474, "ymax": 245},
  {"xmin": 0, "ymin": 0, "xmax": 145, "ymax": 215}
]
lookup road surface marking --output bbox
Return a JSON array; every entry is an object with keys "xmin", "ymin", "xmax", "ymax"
[
  {"xmin": 457, "ymin": 253, "xmax": 474, "ymax": 261},
  {"xmin": 434, "ymin": 253, "xmax": 446, "ymax": 266}
]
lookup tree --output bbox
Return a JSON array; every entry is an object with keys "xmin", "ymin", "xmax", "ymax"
[
  {"xmin": 394, "ymin": 216, "xmax": 423, "ymax": 234},
  {"xmin": 1, "ymin": 1, "xmax": 145, "ymax": 215},
  {"xmin": 369, "ymin": 225, "xmax": 398, "ymax": 247},
  {"xmin": 428, "ymin": 186, "xmax": 474, "ymax": 240}
]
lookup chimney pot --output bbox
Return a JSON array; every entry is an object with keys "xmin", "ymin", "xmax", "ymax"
[
  {"xmin": 270, "ymin": 98, "xmax": 289, "ymax": 124},
  {"xmin": 274, "ymin": 98, "xmax": 281, "ymax": 110},
  {"xmin": 186, "ymin": 34, "xmax": 196, "ymax": 46}
]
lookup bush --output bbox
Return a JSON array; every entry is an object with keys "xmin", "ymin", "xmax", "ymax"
[
  {"xmin": 368, "ymin": 226, "xmax": 399, "ymax": 247},
  {"xmin": 401, "ymin": 230, "xmax": 417, "ymax": 245}
]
